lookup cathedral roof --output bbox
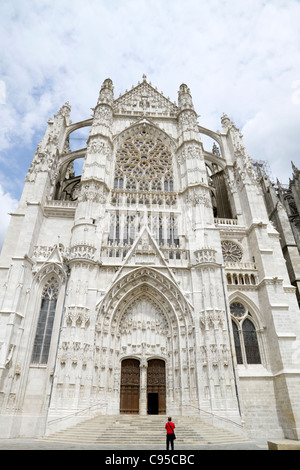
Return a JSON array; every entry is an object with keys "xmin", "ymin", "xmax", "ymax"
[{"xmin": 113, "ymin": 75, "xmax": 178, "ymax": 118}]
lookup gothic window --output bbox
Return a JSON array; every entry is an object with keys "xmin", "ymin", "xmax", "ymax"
[
  {"xmin": 114, "ymin": 130, "xmax": 174, "ymax": 194},
  {"xmin": 114, "ymin": 176, "xmax": 124, "ymax": 189},
  {"xmin": 31, "ymin": 278, "xmax": 59, "ymax": 365},
  {"xmin": 127, "ymin": 178, "xmax": 136, "ymax": 190},
  {"xmin": 107, "ymin": 211, "xmax": 179, "ymax": 249},
  {"xmin": 123, "ymin": 215, "xmax": 135, "ymax": 245},
  {"xmin": 232, "ymin": 321, "xmax": 243, "ymax": 364},
  {"xmin": 167, "ymin": 214, "xmax": 179, "ymax": 246},
  {"xmin": 152, "ymin": 178, "xmax": 162, "ymax": 191},
  {"xmin": 242, "ymin": 319, "xmax": 261, "ymax": 364},
  {"xmin": 159, "ymin": 216, "xmax": 163, "ymax": 245},
  {"xmin": 139, "ymin": 179, "xmax": 149, "ymax": 191},
  {"xmin": 221, "ymin": 241, "xmax": 243, "ymax": 263},
  {"xmin": 230, "ymin": 301, "xmax": 261, "ymax": 365},
  {"xmin": 164, "ymin": 172, "xmax": 174, "ymax": 192},
  {"xmin": 109, "ymin": 213, "xmax": 120, "ymax": 243}
]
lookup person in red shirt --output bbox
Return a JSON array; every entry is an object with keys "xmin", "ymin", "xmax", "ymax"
[{"xmin": 165, "ymin": 417, "xmax": 176, "ymax": 450}]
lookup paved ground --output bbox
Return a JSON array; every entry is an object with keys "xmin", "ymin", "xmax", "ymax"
[{"xmin": 0, "ymin": 438, "xmax": 269, "ymax": 450}]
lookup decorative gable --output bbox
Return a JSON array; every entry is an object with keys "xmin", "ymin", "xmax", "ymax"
[{"xmin": 113, "ymin": 75, "xmax": 178, "ymax": 118}]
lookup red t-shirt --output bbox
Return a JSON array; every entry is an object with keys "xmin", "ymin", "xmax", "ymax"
[{"xmin": 165, "ymin": 421, "xmax": 175, "ymax": 434}]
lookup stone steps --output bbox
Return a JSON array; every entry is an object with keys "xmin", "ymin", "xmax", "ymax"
[{"xmin": 42, "ymin": 415, "xmax": 249, "ymax": 446}]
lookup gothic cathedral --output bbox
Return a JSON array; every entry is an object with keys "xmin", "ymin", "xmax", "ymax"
[{"xmin": 1, "ymin": 77, "xmax": 300, "ymax": 440}]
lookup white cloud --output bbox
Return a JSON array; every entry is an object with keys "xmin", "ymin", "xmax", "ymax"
[{"xmin": 0, "ymin": 184, "xmax": 18, "ymax": 249}]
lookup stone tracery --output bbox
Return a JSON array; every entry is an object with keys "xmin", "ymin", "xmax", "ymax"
[
  {"xmin": 221, "ymin": 240, "xmax": 243, "ymax": 262},
  {"xmin": 114, "ymin": 129, "xmax": 174, "ymax": 193}
]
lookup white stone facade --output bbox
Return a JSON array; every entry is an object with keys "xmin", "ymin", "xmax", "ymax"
[{"xmin": 0, "ymin": 76, "xmax": 300, "ymax": 440}]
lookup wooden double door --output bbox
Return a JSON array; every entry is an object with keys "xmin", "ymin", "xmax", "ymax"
[{"xmin": 120, "ymin": 358, "xmax": 166, "ymax": 415}]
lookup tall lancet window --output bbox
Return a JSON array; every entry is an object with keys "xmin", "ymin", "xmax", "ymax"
[
  {"xmin": 230, "ymin": 301, "xmax": 261, "ymax": 365},
  {"xmin": 31, "ymin": 277, "xmax": 59, "ymax": 365}
]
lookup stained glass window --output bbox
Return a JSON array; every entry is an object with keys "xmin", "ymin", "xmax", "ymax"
[
  {"xmin": 230, "ymin": 302, "xmax": 261, "ymax": 365},
  {"xmin": 243, "ymin": 319, "xmax": 261, "ymax": 364},
  {"xmin": 232, "ymin": 321, "xmax": 243, "ymax": 364},
  {"xmin": 114, "ymin": 130, "xmax": 174, "ymax": 193},
  {"xmin": 230, "ymin": 302, "xmax": 246, "ymax": 318},
  {"xmin": 31, "ymin": 279, "xmax": 59, "ymax": 365}
]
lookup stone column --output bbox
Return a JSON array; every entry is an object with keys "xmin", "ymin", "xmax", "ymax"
[{"xmin": 139, "ymin": 359, "xmax": 148, "ymax": 415}]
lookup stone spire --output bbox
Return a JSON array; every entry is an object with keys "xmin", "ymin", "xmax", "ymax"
[
  {"xmin": 91, "ymin": 78, "xmax": 114, "ymax": 140},
  {"xmin": 177, "ymin": 83, "xmax": 200, "ymax": 146}
]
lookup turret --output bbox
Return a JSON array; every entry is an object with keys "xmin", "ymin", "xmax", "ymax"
[
  {"xmin": 176, "ymin": 83, "xmax": 207, "ymax": 192},
  {"xmin": 71, "ymin": 79, "xmax": 114, "ymax": 247},
  {"xmin": 90, "ymin": 78, "xmax": 114, "ymax": 141}
]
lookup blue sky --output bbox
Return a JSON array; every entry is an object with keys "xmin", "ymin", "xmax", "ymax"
[{"xmin": 1, "ymin": 0, "xmax": 300, "ymax": 246}]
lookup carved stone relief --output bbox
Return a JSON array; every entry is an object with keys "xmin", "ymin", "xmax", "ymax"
[
  {"xmin": 78, "ymin": 180, "xmax": 108, "ymax": 203},
  {"xmin": 184, "ymin": 187, "xmax": 211, "ymax": 207},
  {"xmin": 117, "ymin": 294, "xmax": 170, "ymax": 358},
  {"xmin": 113, "ymin": 79, "xmax": 178, "ymax": 117},
  {"xmin": 64, "ymin": 306, "xmax": 90, "ymax": 328}
]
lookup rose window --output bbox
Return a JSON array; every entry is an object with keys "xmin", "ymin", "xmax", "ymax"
[
  {"xmin": 230, "ymin": 302, "xmax": 246, "ymax": 318},
  {"xmin": 114, "ymin": 130, "xmax": 173, "ymax": 192},
  {"xmin": 221, "ymin": 241, "xmax": 243, "ymax": 262}
]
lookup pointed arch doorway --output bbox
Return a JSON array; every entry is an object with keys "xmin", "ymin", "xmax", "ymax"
[
  {"xmin": 97, "ymin": 266, "xmax": 197, "ymax": 418},
  {"xmin": 147, "ymin": 359, "xmax": 166, "ymax": 415}
]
